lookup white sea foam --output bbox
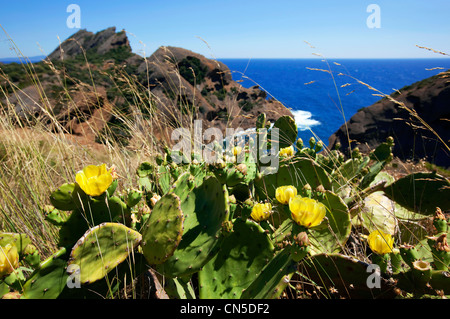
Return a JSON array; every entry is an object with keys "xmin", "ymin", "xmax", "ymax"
[{"xmin": 291, "ymin": 109, "xmax": 321, "ymax": 131}]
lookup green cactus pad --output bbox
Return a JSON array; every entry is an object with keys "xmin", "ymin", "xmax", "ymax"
[
  {"xmin": 107, "ymin": 179, "xmax": 118, "ymax": 197},
  {"xmin": 240, "ymin": 249, "xmax": 296, "ymax": 299},
  {"xmin": 67, "ymin": 222, "xmax": 142, "ymax": 284},
  {"xmin": 255, "ymin": 157, "xmax": 332, "ymax": 201},
  {"xmin": 137, "ymin": 161, "xmax": 154, "ymax": 177},
  {"xmin": 271, "ymin": 115, "xmax": 298, "ymax": 149},
  {"xmin": 137, "ymin": 162, "xmax": 155, "ymax": 193},
  {"xmin": 126, "ymin": 189, "xmax": 143, "ymax": 208},
  {"xmin": 383, "ymin": 172, "xmax": 450, "ymax": 215},
  {"xmin": 141, "ymin": 193, "xmax": 184, "ymax": 265},
  {"xmin": 330, "ymin": 157, "xmax": 370, "ymax": 196},
  {"xmin": 158, "ymin": 165, "xmax": 172, "ymax": 194},
  {"xmin": 300, "ymin": 253, "xmax": 397, "ymax": 298},
  {"xmin": 0, "ymin": 232, "xmax": 32, "ymax": 257},
  {"xmin": 169, "ymin": 172, "xmax": 195, "ymax": 203},
  {"xmin": 22, "ymin": 248, "xmax": 69, "ymax": 299},
  {"xmin": 369, "ymin": 140, "xmax": 393, "ymax": 162},
  {"xmin": 198, "ymin": 219, "xmax": 274, "ymax": 298},
  {"xmin": 50, "ymin": 182, "xmax": 77, "ymax": 211},
  {"xmin": 157, "ymin": 176, "xmax": 227, "ymax": 278},
  {"xmin": 58, "ymin": 195, "xmax": 129, "ymax": 247},
  {"xmin": 308, "ymin": 191, "xmax": 352, "ymax": 255},
  {"xmin": 359, "ymin": 160, "xmax": 387, "ymax": 190},
  {"xmin": 394, "ymin": 268, "xmax": 450, "ymax": 295},
  {"xmin": 223, "ymin": 165, "xmax": 246, "ymax": 187},
  {"xmin": 43, "ymin": 207, "xmax": 69, "ymax": 226}
]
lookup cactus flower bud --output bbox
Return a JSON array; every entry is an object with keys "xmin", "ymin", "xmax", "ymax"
[
  {"xmin": 433, "ymin": 207, "xmax": 448, "ymax": 234},
  {"xmin": 314, "ymin": 141, "xmax": 323, "ymax": 152},
  {"xmin": 309, "ymin": 137, "xmax": 316, "ymax": 149},
  {"xmin": 427, "ymin": 233, "xmax": 450, "ymax": 271},
  {"xmin": 294, "ymin": 232, "xmax": 310, "ymax": 247},
  {"xmin": 386, "ymin": 136, "xmax": 394, "ymax": 146},
  {"xmin": 334, "ymin": 142, "xmax": 341, "ymax": 150},
  {"xmin": 289, "ymin": 196, "xmax": 326, "ymax": 228},
  {"xmin": 291, "ymin": 232, "xmax": 310, "ymax": 262},
  {"xmin": 75, "ymin": 164, "xmax": 114, "ymax": 197},
  {"xmin": 0, "ymin": 244, "xmax": 19, "ymax": 277},
  {"xmin": 275, "ymin": 185, "xmax": 298, "ymax": 205},
  {"xmin": 251, "ymin": 203, "xmax": 272, "ymax": 222},
  {"xmin": 367, "ymin": 230, "xmax": 394, "ymax": 255}
]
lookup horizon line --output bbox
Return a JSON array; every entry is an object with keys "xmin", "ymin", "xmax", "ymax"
[{"xmin": 1, "ymin": 54, "xmax": 449, "ymax": 61}]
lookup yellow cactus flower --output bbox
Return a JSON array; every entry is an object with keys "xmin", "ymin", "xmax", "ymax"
[
  {"xmin": 279, "ymin": 145, "xmax": 295, "ymax": 157},
  {"xmin": 75, "ymin": 164, "xmax": 113, "ymax": 197},
  {"xmin": 275, "ymin": 185, "xmax": 298, "ymax": 205},
  {"xmin": 289, "ymin": 196, "xmax": 326, "ymax": 228},
  {"xmin": 367, "ymin": 230, "xmax": 394, "ymax": 255},
  {"xmin": 0, "ymin": 244, "xmax": 19, "ymax": 277},
  {"xmin": 232, "ymin": 146, "xmax": 242, "ymax": 156},
  {"xmin": 251, "ymin": 203, "xmax": 272, "ymax": 222}
]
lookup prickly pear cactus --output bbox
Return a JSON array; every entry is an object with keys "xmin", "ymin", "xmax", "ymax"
[
  {"xmin": 141, "ymin": 193, "xmax": 184, "ymax": 265},
  {"xmin": 383, "ymin": 172, "xmax": 450, "ymax": 215},
  {"xmin": 22, "ymin": 248, "xmax": 69, "ymax": 299},
  {"xmin": 255, "ymin": 157, "xmax": 332, "ymax": 201},
  {"xmin": 67, "ymin": 222, "xmax": 142, "ymax": 284},
  {"xmin": 240, "ymin": 249, "xmax": 296, "ymax": 299},
  {"xmin": 0, "ymin": 232, "xmax": 32, "ymax": 258},
  {"xmin": 198, "ymin": 219, "xmax": 274, "ymax": 298},
  {"xmin": 271, "ymin": 115, "xmax": 298, "ymax": 149},
  {"xmin": 136, "ymin": 161, "xmax": 155, "ymax": 193},
  {"xmin": 57, "ymin": 193, "xmax": 129, "ymax": 247},
  {"xmin": 309, "ymin": 190, "xmax": 352, "ymax": 254},
  {"xmin": 300, "ymin": 253, "xmax": 397, "ymax": 298},
  {"xmin": 330, "ymin": 157, "xmax": 370, "ymax": 197},
  {"xmin": 157, "ymin": 175, "xmax": 228, "ymax": 278},
  {"xmin": 49, "ymin": 183, "xmax": 78, "ymax": 211},
  {"xmin": 356, "ymin": 191, "xmax": 398, "ymax": 235}
]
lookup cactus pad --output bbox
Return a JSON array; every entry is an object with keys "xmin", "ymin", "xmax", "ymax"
[
  {"xmin": 255, "ymin": 157, "xmax": 332, "ymax": 201},
  {"xmin": 240, "ymin": 249, "xmax": 296, "ymax": 299},
  {"xmin": 0, "ymin": 232, "xmax": 32, "ymax": 257},
  {"xmin": 157, "ymin": 176, "xmax": 227, "ymax": 278},
  {"xmin": 67, "ymin": 222, "xmax": 142, "ymax": 284},
  {"xmin": 356, "ymin": 191, "xmax": 398, "ymax": 235},
  {"xmin": 141, "ymin": 193, "xmax": 184, "ymax": 265},
  {"xmin": 49, "ymin": 182, "xmax": 77, "ymax": 211},
  {"xmin": 383, "ymin": 172, "xmax": 450, "ymax": 215},
  {"xmin": 22, "ymin": 248, "xmax": 69, "ymax": 299},
  {"xmin": 272, "ymin": 115, "xmax": 298, "ymax": 149},
  {"xmin": 308, "ymin": 191, "xmax": 351, "ymax": 255},
  {"xmin": 198, "ymin": 219, "xmax": 274, "ymax": 298},
  {"xmin": 300, "ymin": 253, "xmax": 396, "ymax": 298}
]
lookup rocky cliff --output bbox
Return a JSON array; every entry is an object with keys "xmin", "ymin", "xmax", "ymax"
[
  {"xmin": 0, "ymin": 27, "xmax": 293, "ymax": 147},
  {"xmin": 328, "ymin": 71, "xmax": 450, "ymax": 167}
]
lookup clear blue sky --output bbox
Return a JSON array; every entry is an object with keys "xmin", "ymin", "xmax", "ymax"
[{"xmin": 1, "ymin": 0, "xmax": 449, "ymax": 59}]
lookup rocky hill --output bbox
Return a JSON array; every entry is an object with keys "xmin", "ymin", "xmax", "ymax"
[
  {"xmin": 328, "ymin": 71, "xmax": 450, "ymax": 168},
  {"xmin": 0, "ymin": 27, "xmax": 293, "ymax": 147}
]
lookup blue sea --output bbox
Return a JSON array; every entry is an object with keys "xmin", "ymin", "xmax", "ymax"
[{"xmin": 219, "ymin": 58, "xmax": 450, "ymax": 146}]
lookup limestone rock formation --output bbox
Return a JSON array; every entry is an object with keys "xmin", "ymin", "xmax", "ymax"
[
  {"xmin": 328, "ymin": 71, "xmax": 450, "ymax": 167},
  {"xmin": 48, "ymin": 27, "xmax": 131, "ymax": 60},
  {"xmin": 2, "ymin": 27, "xmax": 293, "ymax": 147}
]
